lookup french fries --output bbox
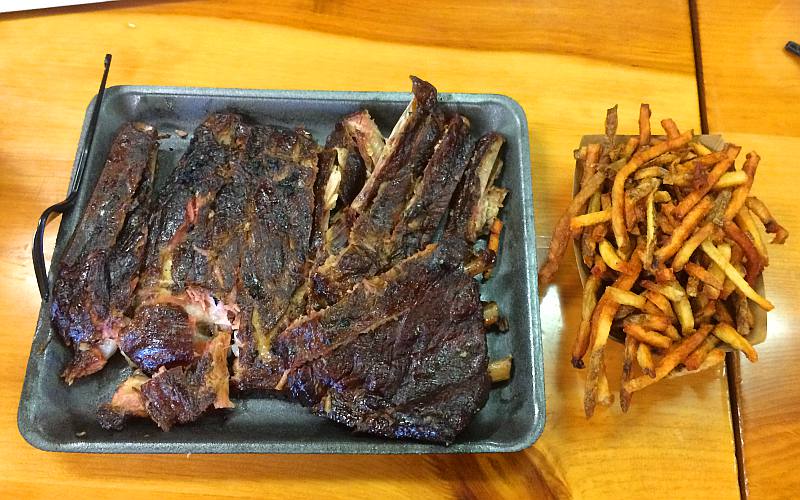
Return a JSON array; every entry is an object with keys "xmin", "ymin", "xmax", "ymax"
[
  {"xmin": 572, "ymin": 274, "xmax": 601, "ymax": 368},
  {"xmin": 701, "ymin": 240, "xmax": 773, "ymax": 311},
  {"xmin": 713, "ymin": 323, "xmax": 758, "ymax": 362},
  {"xmin": 570, "ymin": 210, "xmax": 611, "ymax": 231},
  {"xmin": 746, "ymin": 196, "xmax": 789, "ymax": 244},
  {"xmin": 539, "ymin": 105, "xmax": 786, "ymax": 416},
  {"xmin": 637, "ymin": 344, "xmax": 656, "ymax": 378},
  {"xmin": 623, "ymin": 322, "xmax": 673, "ymax": 350}
]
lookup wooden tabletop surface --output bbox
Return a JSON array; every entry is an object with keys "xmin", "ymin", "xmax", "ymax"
[
  {"xmin": 0, "ymin": 1, "xmax": 795, "ymax": 498},
  {"xmin": 697, "ymin": 1, "xmax": 800, "ymax": 497}
]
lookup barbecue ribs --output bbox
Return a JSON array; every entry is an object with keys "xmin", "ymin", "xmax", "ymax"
[{"xmin": 50, "ymin": 77, "xmax": 509, "ymax": 444}]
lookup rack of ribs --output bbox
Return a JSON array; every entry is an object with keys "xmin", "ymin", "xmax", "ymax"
[{"xmin": 55, "ymin": 77, "xmax": 510, "ymax": 444}]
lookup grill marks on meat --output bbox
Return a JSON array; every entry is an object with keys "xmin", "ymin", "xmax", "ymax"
[
  {"xmin": 318, "ymin": 273, "xmax": 489, "ymax": 444},
  {"xmin": 275, "ymin": 241, "xmax": 488, "ymax": 444},
  {"xmin": 51, "ymin": 123, "xmax": 158, "ymax": 384}
]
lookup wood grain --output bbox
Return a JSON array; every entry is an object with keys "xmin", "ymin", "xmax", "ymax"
[
  {"xmin": 0, "ymin": 2, "xmax": 740, "ymax": 498},
  {"xmin": 697, "ymin": 2, "xmax": 800, "ymax": 497}
]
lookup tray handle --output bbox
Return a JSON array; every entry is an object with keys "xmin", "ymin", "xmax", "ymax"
[{"xmin": 32, "ymin": 54, "xmax": 112, "ymax": 302}]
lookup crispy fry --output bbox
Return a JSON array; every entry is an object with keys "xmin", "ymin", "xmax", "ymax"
[
  {"xmin": 611, "ymin": 130, "xmax": 692, "ymax": 252},
  {"xmin": 654, "ymin": 196, "xmax": 713, "ymax": 266},
  {"xmin": 625, "ymin": 178, "xmax": 660, "ymax": 232},
  {"xmin": 634, "ymin": 166, "xmax": 669, "ymax": 180},
  {"xmin": 653, "ymin": 190, "xmax": 672, "ymax": 203},
  {"xmin": 714, "ymin": 300, "xmax": 735, "ymax": 325},
  {"xmin": 709, "ymin": 242, "xmax": 731, "ymax": 299},
  {"xmin": 581, "ymin": 143, "xmax": 602, "ymax": 186},
  {"xmin": 488, "ymin": 356, "xmax": 513, "ymax": 382},
  {"xmin": 597, "ymin": 372, "xmax": 614, "ymax": 407},
  {"xmin": 581, "ymin": 192, "xmax": 603, "ymax": 267},
  {"xmin": 488, "ymin": 218, "xmax": 503, "ymax": 253},
  {"xmin": 642, "ymin": 280, "xmax": 685, "ymax": 302},
  {"xmin": 673, "ymin": 147, "xmax": 740, "ymax": 219},
  {"xmin": 671, "ymin": 348, "xmax": 725, "ymax": 377},
  {"xmin": 663, "ymin": 324, "xmax": 681, "ymax": 341},
  {"xmin": 570, "ymin": 210, "xmax": 611, "ymax": 231},
  {"xmin": 622, "ymin": 137, "xmax": 640, "ymax": 160},
  {"xmin": 724, "ymin": 152, "xmax": 759, "ymax": 221},
  {"xmin": 539, "ymin": 170, "xmax": 607, "ymax": 287},
  {"xmin": 661, "ymin": 118, "xmax": 680, "ymax": 140},
  {"xmin": 686, "ymin": 275, "xmax": 700, "ymax": 297},
  {"xmin": 706, "ymin": 189, "xmax": 732, "ymax": 227},
  {"xmin": 637, "ymin": 343, "xmax": 656, "ymax": 378},
  {"xmin": 671, "ymin": 223, "xmax": 714, "ymax": 271},
  {"xmin": 623, "ymin": 324, "xmax": 713, "ymax": 394},
  {"xmin": 591, "ymin": 254, "xmax": 607, "ymax": 279},
  {"xmin": 641, "ymin": 299, "xmax": 664, "ymax": 317},
  {"xmin": 690, "ymin": 140, "xmax": 713, "ymax": 156},
  {"xmin": 644, "ymin": 190, "xmax": 657, "ymax": 269},
  {"xmin": 605, "ymin": 286, "xmax": 647, "ymax": 309},
  {"xmin": 712, "ymin": 170, "xmax": 748, "ymax": 190},
  {"xmin": 694, "ymin": 298, "xmax": 716, "ymax": 323},
  {"xmin": 685, "ymin": 262, "xmax": 724, "ymax": 290},
  {"xmin": 598, "ymin": 239, "xmax": 628, "ymax": 273},
  {"xmin": 731, "ymin": 291, "xmax": 754, "ymax": 338},
  {"xmin": 723, "ymin": 220, "xmax": 763, "ymax": 286},
  {"xmin": 584, "ymin": 250, "xmax": 642, "ymax": 417},
  {"xmin": 685, "ymin": 336, "xmax": 720, "ymax": 371},
  {"xmin": 746, "ymin": 196, "xmax": 789, "ymax": 244},
  {"xmin": 620, "ymin": 334, "xmax": 638, "ymax": 412},
  {"xmin": 638, "ymin": 103, "xmax": 651, "ymax": 146},
  {"xmin": 624, "ymin": 322, "xmax": 673, "ymax": 350},
  {"xmin": 714, "ymin": 323, "xmax": 758, "ymax": 362},
  {"xmin": 675, "ymin": 298, "xmax": 695, "ymax": 334},
  {"xmin": 701, "ymin": 239, "xmax": 773, "ymax": 311},
  {"xmin": 626, "ymin": 313, "xmax": 672, "ymax": 331},
  {"xmin": 736, "ymin": 209, "xmax": 768, "ymax": 265},
  {"xmin": 654, "ymin": 264, "xmax": 676, "ymax": 283},
  {"xmin": 572, "ymin": 274, "xmax": 601, "ymax": 368},
  {"xmin": 605, "ymin": 105, "xmax": 618, "ymax": 147},
  {"xmin": 643, "ymin": 289, "xmax": 676, "ymax": 319}
]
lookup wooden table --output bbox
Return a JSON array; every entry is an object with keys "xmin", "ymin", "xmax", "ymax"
[
  {"xmin": 0, "ymin": 1, "xmax": 794, "ymax": 497},
  {"xmin": 697, "ymin": 1, "xmax": 800, "ymax": 497}
]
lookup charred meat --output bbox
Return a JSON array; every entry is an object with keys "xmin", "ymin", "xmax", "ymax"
[
  {"xmin": 53, "ymin": 77, "xmax": 509, "ymax": 445},
  {"xmin": 51, "ymin": 122, "xmax": 158, "ymax": 384}
]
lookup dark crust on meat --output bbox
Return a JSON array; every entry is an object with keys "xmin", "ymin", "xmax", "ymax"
[
  {"xmin": 275, "ymin": 239, "xmax": 467, "ymax": 374},
  {"xmin": 118, "ymin": 304, "xmax": 194, "ymax": 375},
  {"xmin": 291, "ymin": 263, "xmax": 489, "ymax": 444},
  {"xmin": 325, "ymin": 122, "xmax": 368, "ymax": 208},
  {"xmin": 389, "ymin": 114, "xmax": 473, "ymax": 259},
  {"xmin": 51, "ymin": 122, "xmax": 158, "ymax": 383},
  {"xmin": 140, "ymin": 365, "xmax": 217, "ymax": 431},
  {"xmin": 229, "ymin": 125, "xmax": 320, "ymax": 391},
  {"xmin": 310, "ymin": 79, "xmax": 445, "ymax": 307},
  {"xmin": 351, "ymin": 76, "xmax": 439, "ymax": 214},
  {"xmin": 446, "ymin": 132, "xmax": 504, "ymax": 242}
]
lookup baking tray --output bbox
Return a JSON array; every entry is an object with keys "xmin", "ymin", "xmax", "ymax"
[
  {"xmin": 572, "ymin": 134, "xmax": 766, "ymax": 347},
  {"xmin": 19, "ymin": 85, "xmax": 544, "ymax": 454}
]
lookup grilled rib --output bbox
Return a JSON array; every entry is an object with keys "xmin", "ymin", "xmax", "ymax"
[
  {"xmin": 51, "ymin": 122, "xmax": 158, "ymax": 384},
  {"xmin": 310, "ymin": 77, "xmax": 446, "ymax": 307}
]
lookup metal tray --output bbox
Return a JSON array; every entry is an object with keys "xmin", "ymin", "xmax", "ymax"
[{"xmin": 19, "ymin": 86, "xmax": 544, "ymax": 454}]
